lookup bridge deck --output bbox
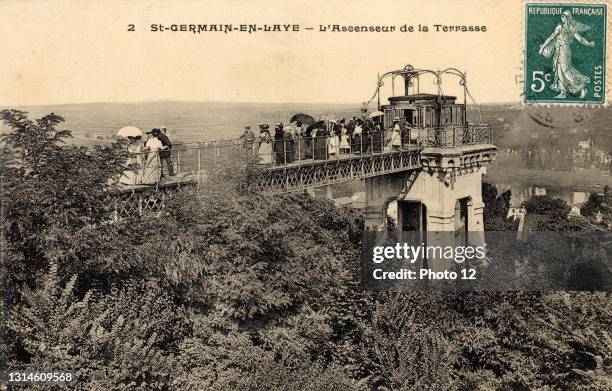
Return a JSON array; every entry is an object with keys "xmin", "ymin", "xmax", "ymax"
[
  {"xmin": 259, "ymin": 147, "xmax": 422, "ymax": 192},
  {"xmin": 110, "ymin": 125, "xmax": 494, "ymax": 218},
  {"xmin": 115, "ymin": 147, "xmax": 423, "ymax": 193}
]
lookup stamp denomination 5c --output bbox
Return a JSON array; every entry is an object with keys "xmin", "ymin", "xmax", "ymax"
[{"xmin": 524, "ymin": 3, "xmax": 607, "ymax": 105}]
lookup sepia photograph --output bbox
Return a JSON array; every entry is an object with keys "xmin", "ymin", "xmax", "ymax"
[{"xmin": 1, "ymin": 0, "xmax": 611, "ymax": 389}]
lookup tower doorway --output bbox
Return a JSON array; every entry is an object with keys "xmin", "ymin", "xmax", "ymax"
[{"xmin": 455, "ymin": 197, "xmax": 469, "ymax": 245}]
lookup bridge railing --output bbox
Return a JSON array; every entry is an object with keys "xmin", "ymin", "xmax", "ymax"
[
  {"xmin": 170, "ymin": 130, "xmax": 419, "ymax": 172},
  {"xmin": 424, "ymin": 124, "xmax": 493, "ymax": 148},
  {"xmin": 117, "ymin": 124, "xmax": 492, "ymax": 183}
]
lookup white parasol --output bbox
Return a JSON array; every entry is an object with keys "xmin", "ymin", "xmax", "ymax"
[
  {"xmin": 369, "ymin": 110, "xmax": 384, "ymax": 118},
  {"xmin": 116, "ymin": 126, "xmax": 143, "ymax": 138}
]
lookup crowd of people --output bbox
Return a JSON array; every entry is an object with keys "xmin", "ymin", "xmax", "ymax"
[
  {"xmin": 119, "ymin": 127, "xmax": 175, "ymax": 185},
  {"xmin": 115, "ymin": 115, "xmax": 419, "ymax": 186},
  {"xmin": 244, "ymin": 116, "xmax": 419, "ymax": 165}
]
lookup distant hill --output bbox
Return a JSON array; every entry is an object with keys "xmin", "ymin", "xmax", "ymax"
[
  {"xmin": 3, "ymin": 101, "xmax": 610, "ymax": 149},
  {"xmin": 1, "ymin": 101, "xmax": 362, "ymax": 143}
]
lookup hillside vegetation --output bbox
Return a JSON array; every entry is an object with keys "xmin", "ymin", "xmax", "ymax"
[{"xmin": 2, "ymin": 110, "xmax": 611, "ymax": 390}]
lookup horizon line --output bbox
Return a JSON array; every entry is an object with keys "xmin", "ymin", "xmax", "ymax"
[{"xmin": 1, "ymin": 99, "xmax": 522, "ymax": 108}]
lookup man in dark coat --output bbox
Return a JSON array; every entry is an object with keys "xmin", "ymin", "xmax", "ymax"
[
  {"xmin": 273, "ymin": 123, "xmax": 286, "ymax": 164},
  {"xmin": 283, "ymin": 125, "xmax": 295, "ymax": 164},
  {"xmin": 152, "ymin": 128, "xmax": 174, "ymax": 177}
]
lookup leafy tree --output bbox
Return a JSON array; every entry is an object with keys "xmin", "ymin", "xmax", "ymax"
[
  {"xmin": 3, "ymin": 111, "xmax": 367, "ymax": 389},
  {"xmin": 482, "ymin": 182, "xmax": 499, "ymax": 217},
  {"xmin": 4, "ymin": 111, "xmax": 612, "ymax": 390},
  {"xmin": 11, "ymin": 266, "xmax": 188, "ymax": 390},
  {"xmin": 522, "ymin": 195, "xmax": 570, "ymax": 218},
  {"xmin": 581, "ymin": 191, "xmax": 611, "ymax": 227},
  {"xmin": 1, "ymin": 109, "xmax": 129, "ymax": 294},
  {"xmin": 356, "ymin": 292, "xmax": 457, "ymax": 391},
  {"xmin": 482, "ymin": 183, "xmax": 517, "ymax": 231},
  {"xmin": 447, "ymin": 291, "xmax": 612, "ymax": 390}
]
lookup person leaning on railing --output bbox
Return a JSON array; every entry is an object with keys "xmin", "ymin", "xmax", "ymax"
[{"xmin": 154, "ymin": 128, "xmax": 175, "ymax": 177}]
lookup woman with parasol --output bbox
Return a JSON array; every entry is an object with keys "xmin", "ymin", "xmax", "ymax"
[{"xmin": 117, "ymin": 126, "xmax": 145, "ymax": 185}]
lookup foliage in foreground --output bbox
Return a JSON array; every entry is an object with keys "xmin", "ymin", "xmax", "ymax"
[{"xmin": 2, "ymin": 111, "xmax": 611, "ymax": 390}]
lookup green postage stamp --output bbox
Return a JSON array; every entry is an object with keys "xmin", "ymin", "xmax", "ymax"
[{"xmin": 524, "ymin": 3, "xmax": 607, "ymax": 104}]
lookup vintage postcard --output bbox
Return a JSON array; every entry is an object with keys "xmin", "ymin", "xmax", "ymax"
[{"xmin": 1, "ymin": 1, "xmax": 611, "ymax": 390}]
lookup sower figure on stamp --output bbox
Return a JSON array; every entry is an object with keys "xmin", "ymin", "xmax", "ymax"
[{"xmin": 539, "ymin": 10, "xmax": 595, "ymax": 99}]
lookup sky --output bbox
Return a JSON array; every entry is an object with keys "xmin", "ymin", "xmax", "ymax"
[{"xmin": 1, "ymin": 0, "xmax": 526, "ymax": 106}]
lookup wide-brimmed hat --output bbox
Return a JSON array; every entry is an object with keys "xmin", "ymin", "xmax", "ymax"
[{"xmin": 150, "ymin": 128, "xmax": 162, "ymax": 135}]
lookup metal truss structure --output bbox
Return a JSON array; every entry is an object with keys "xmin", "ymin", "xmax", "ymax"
[
  {"xmin": 110, "ymin": 122, "xmax": 493, "ymax": 219},
  {"xmin": 257, "ymin": 149, "xmax": 421, "ymax": 193},
  {"xmin": 110, "ymin": 181, "xmax": 195, "ymax": 221}
]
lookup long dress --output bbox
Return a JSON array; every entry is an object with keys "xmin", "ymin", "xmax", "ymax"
[
  {"xmin": 273, "ymin": 130, "xmax": 285, "ymax": 164},
  {"xmin": 284, "ymin": 133, "xmax": 295, "ymax": 164},
  {"xmin": 371, "ymin": 130, "xmax": 383, "ymax": 153},
  {"xmin": 256, "ymin": 136, "xmax": 273, "ymax": 164},
  {"xmin": 390, "ymin": 129, "xmax": 402, "ymax": 150},
  {"xmin": 314, "ymin": 130, "xmax": 328, "ymax": 160},
  {"xmin": 339, "ymin": 128, "xmax": 350, "ymax": 154},
  {"xmin": 546, "ymin": 24, "xmax": 591, "ymax": 94},
  {"xmin": 294, "ymin": 133, "xmax": 306, "ymax": 161},
  {"xmin": 361, "ymin": 131, "xmax": 371, "ymax": 154},
  {"xmin": 352, "ymin": 126, "xmax": 363, "ymax": 153},
  {"xmin": 119, "ymin": 141, "xmax": 144, "ymax": 185},
  {"xmin": 142, "ymin": 138, "xmax": 163, "ymax": 184},
  {"xmin": 328, "ymin": 134, "xmax": 339, "ymax": 156}
]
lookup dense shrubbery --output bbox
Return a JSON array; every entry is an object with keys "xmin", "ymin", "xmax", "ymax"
[
  {"xmin": 2, "ymin": 111, "xmax": 611, "ymax": 390},
  {"xmin": 522, "ymin": 194, "xmax": 608, "ymax": 231},
  {"xmin": 1, "ymin": 110, "xmax": 367, "ymax": 389}
]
